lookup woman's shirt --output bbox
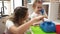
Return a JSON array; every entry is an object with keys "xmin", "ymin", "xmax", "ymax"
[
  {"xmin": 5, "ymin": 20, "xmax": 32, "ymax": 34},
  {"xmin": 5, "ymin": 20, "xmax": 14, "ymax": 34}
]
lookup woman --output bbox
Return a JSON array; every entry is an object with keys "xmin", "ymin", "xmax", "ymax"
[{"xmin": 4, "ymin": 6, "xmax": 44, "ymax": 34}]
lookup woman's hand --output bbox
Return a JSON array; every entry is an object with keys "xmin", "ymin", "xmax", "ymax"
[
  {"xmin": 43, "ymin": 15, "xmax": 48, "ymax": 18},
  {"xmin": 31, "ymin": 16, "xmax": 44, "ymax": 23}
]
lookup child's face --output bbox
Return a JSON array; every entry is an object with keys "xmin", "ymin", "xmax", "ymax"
[{"xmin": 35, "ymin": 3, "xmax": 42, "ymax": 12}]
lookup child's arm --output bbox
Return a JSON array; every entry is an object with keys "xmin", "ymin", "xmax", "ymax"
[{"xmin": 43, "ymin": 10, "xmax": 48, "ymax": 18}]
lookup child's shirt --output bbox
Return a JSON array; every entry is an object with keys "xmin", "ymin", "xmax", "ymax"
[
  {"xmin": 30, "ymin": 11, "xmax": 47, "ymax": 19},
  {"xmin": 29, "ymin": 11, "xmax": 47, "ymax": 25}
]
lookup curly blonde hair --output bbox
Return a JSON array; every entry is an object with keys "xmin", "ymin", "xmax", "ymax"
[{"xmin": 32, "ymin": 0, "xmax": 42, "ymax": 9}]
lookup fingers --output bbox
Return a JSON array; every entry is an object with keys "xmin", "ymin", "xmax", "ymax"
[
  {"xmin": 36, "ymin": 15, "xmax": 48, "ymax": 21},
  {"xmin": 43, "ymin": 15, "xmax": 48, "ymax": 18},
  {"xmin": 39, "ymin": 16, "xmax": 44, "ymax": 20},
  {"xmin": 31, "ymin": 16, "xmax": 45, "ymax": 23},
  {"xmin": 35, "ymin": 16, "xmax": 44, "ymax": 21}
]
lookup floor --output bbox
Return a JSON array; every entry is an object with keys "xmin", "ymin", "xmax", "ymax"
[
  {"xmin": 0, "ymin": 18, "xmax": 5, "ymax": 34},
  {"xmin": 0, "ymin": 16, "xmax": 9, "ymax": 34}
]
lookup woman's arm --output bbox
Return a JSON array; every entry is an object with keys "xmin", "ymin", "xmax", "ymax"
[
  {"xmin": 8, "ymin": 16, "xmax": 44, "ymax": 34},
  {"xmin": 9, "ymin": 20, "xmax": 34, "ymax": 34}
]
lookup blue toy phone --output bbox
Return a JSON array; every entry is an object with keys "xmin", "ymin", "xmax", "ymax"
[{"xmin": 40, "ymin": 9, "xmax": 44, "ymax": 15}]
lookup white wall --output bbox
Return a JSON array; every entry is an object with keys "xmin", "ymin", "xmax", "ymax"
[
  {"xmin": 10, "ymin": 0, "xmax": 14, "ymax": 14},
  {"xmin": 27, "ymin": 4, "xmax": 34, "ymax": 15},
  {"xmin": 11, "ymin": 0, "xmax": 22, "ymax": 14},
  {"xmin": 4, "ymin": 1, "xmax": 11, "ymax": 15},
  {"xmin": 49, "ymin": 2, "xmax": 59, "ymax": 21},
  {"xmin": 14, "ymin": 0, "xmax": 22, "ymax": 8}
]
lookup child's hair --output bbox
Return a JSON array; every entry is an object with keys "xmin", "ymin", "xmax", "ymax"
[
  {"xmin": 32, "ymin": 0, "xmax": 42, "ymax": 9},
  {"xmin": 10, "ymin": 6, "xmax": 28, "ymax": 26}
]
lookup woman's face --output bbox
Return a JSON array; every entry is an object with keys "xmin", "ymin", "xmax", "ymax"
[
  {"xmin": 24, "ymin": 11, "xmax": 29, "ymax": 20},
  {"xmin": 35, "ymin": 3, "xmax": 42, "ymax": 12}
]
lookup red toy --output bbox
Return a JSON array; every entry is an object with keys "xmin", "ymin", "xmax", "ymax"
[{"xmin": 56, "ymin": 25, "xmax": 60, "ymax": 34}]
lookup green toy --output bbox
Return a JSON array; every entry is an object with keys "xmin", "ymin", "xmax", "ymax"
[{"xmin": 27, "ymin": 26, "xmax": 56, "ymax": 34}]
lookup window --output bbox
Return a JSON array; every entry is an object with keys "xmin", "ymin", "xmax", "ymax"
[{"xmin": 0, "ymin": 1, "xmax": 10, "ymax": 16}]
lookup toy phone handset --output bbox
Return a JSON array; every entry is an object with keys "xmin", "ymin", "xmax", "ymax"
[{"xmin": 40, "ymin": 9, "xmax": 44, "ymax": 15}]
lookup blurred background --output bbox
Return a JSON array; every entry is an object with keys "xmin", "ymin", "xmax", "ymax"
[{"xmin": 0, "ymin": 0, "xmax": 60, "ymax": 34}]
